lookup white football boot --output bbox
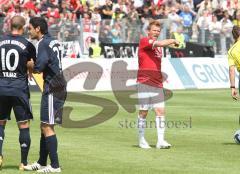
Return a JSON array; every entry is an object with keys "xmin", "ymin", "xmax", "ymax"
[
  {"xmin": 37, "ymin": 165, "xmax": 61, "ymax": 173},
  {"xmin": 139, "ymin": 137, "xmax": 151, "ymax": 149},
  {"xmin": 156, "ymin": 140, "xmax": 171, "ymax": 149},
  {"xmin": 23, "ymin": 162, "xmax": 45, "ymax": 171}
]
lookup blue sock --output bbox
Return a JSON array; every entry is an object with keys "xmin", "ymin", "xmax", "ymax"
[
  {"xmin": 19, "ymin": 128, "xmax": 31, "ymax": 165},
  {"xmin": 37, "ymin": 134, "xmax": 48, "ymax": 166},
  {"xmin": 45, "ymin": 135, "xmax": 59, "ymax": 168},
  {"xmin": 0, "ymin": 125, "xmax": 5, "ymax": 156}
]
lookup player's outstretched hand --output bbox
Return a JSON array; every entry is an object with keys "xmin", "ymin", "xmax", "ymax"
[
  {"xmin": 174, "ymin": 40, "xmax": 180, "ymax": 47},
  {"xmin": 231, "ymin": 88, "xmax": 238, "ymax": 100},
  {"xmin": 168, "ymin": 39, "xmax": 180, "ymax": 48}
]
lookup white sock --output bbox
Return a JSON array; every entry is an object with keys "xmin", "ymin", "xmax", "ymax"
[
  {"xmin": 137, "ymin": 116, "xmax": 146, "ymax": 140},
  {"xmin": 156, "ymin": 116, "xmax": 165, "ymax": 142}
]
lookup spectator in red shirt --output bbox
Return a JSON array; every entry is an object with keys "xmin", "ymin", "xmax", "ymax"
[
  {"xmin": 137, "ymin": 20, "xmax": 179, "ymax": 149},
  {"xmin": 23, "ymin": 0, "xmax": 38, "ymax": 14},
  {"xmin": 46, "ymin": 7, "xmax": 60, "ymax": 19},
  {"xmin": 69, "ymin": 0, "xmax": 82, "ymax": 20}
]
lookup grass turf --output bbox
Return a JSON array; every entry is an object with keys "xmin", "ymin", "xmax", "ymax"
[{"xmin": 1, "ymin": 89, "xmax": 240, "ymax": 174}]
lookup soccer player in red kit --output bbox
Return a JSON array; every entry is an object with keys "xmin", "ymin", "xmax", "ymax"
[{"xmin": 137, "ymin": 20, "xmax": 179, "ymax": 149}]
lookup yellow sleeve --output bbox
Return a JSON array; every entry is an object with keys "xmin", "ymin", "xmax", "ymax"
[{"xmin": 228, "ymin": 48, "xmax": 236, "ymax": 67}]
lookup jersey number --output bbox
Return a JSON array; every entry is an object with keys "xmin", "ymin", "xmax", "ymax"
[
  {"xmin": 1, "ymin": 48, "xmax": 19, "ymax": 71},
  {"xmin": 53, "ymin": 46, "xmax": 62, "ymax": 70}
]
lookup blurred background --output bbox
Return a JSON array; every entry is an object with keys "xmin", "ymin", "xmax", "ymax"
[{"xmin": 0, "ymin": 0, "xmax": 238, "ymax": 58}]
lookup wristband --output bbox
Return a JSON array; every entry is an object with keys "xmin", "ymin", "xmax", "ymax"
[{"xmin": 230, "ymin": 86, "xmax": 235, "ymax": 88}]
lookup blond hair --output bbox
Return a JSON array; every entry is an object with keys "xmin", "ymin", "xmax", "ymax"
[{"xmin": 147, "ymin": 20, "xmax": 161, "ymax": 30}]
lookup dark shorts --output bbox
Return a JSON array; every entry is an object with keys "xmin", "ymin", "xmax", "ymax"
[
  {"xmin": 0, "ymin": 96, "xmax": 33, "ymax": 122},
  {"xmin": 40, "ymin": 91, "xmax": 65, "ymax": 125}
]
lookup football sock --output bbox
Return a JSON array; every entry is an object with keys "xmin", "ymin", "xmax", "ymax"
[
  {"xmin": 156, "ymin": 116, "xmax": 165, "ymax": 142},
  {"xmin": 37, "ymin": 133, "xmax": 48, "ymax": 166},
  {"xmin": 138, "ymin": 116, "xmax": 146, "ymax": 140},
  {"xmin": 19, "ymin": 128, "xmax": 31, "ymax": 165},
  {"xmin": 0, "ymin": 125, "xmax": 5, "ymax": 156},
  {"xmin": 45, "ymin": 135, "xmax": 59, "ymax": 168}
]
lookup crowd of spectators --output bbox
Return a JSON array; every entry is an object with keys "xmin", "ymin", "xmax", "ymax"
[{"xmin": 0, "ymin": 0, "xmax": 240, "ymax": 54}]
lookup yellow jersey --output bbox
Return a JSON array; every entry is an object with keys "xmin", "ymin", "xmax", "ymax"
[
  {"xmin": 233, "ymin": 20, "xmax": 240, "ymax": 27},
  {"xmin": 228, "ymin": 40, "xmax": 240, "ymax": 71}
]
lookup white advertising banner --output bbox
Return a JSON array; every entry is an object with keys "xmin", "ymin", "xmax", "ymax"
[
  {"xmin": 176, "ymin": 58, "xmax": 235, "ymax": 89},
  {"xmin": 62, "ymin": 58, "xmax": 184, "ymax": 92},
  {"xmin": 30, "ymin": 57, "xmax": 236, "ymax": 91}
]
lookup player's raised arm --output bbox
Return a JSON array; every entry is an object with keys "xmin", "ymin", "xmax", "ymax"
[{"xmin": 153, "ymin": 39, "xmax": 180, "ymax": 48}]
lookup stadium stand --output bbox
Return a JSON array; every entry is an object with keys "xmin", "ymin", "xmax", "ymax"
[{"xmin": 0, "ymin": 0, "xmax": 237, "ymax": 57}]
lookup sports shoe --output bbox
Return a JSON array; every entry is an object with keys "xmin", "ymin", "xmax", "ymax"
[
  {"xmin": 139, "ymin": 137, "xmax": 151, "ymax": 149},
  {"xmin": 37, "ymin": 165, "xmax": 61, "ymax": 173},
  {"xmin": 0, "ymin": 155, "xmax": 3, "ymax": 170},
  {"xmin": 19, "ymin": 163, "xmax": 24, "ymax": 171},
  {"xmin": 156, "ymin": 140, "xmax": 171, "ymax": 149},
  {"xmin": 19, "ymin": 163, "xmax": 32, "ymax": 171},
  {"xmin": 23, "ymin": 162, "xmax": 45, "ymax": 171}
]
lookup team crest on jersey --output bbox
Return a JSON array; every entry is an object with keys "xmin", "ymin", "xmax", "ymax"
[{"xmin": 149, "ymin": 39, "xmax": 154, "ymax": 44}]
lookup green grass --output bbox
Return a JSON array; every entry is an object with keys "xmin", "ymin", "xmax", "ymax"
[{"xmin": 1, "ymin": 89, "xmax": 240, "ymax": 174}]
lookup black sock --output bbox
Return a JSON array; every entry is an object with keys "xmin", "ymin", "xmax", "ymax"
[
  {"xmin": 19, "ymin": 128, "xmax": 31, "ymax": 165},
  {"xmin": 45, "ymin": 135, "xmax": 59, "ymax": 168},
  {"xmin": 0, "ymin": 125, "xmax": 5, "ymax": 156},
  {"xmin": 37, "ymin": 134, "xmax": 48, "ymax": 166}
]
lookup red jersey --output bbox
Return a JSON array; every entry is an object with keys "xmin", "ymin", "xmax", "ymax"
[{"xmin": 137, "ymin": 37, "xmax": 163, "ymax": 88}]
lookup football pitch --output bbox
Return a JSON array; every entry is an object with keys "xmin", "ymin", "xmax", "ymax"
[{"xmin": 1, "ymin": 89, "xmax": 240, "ymax": 174}]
